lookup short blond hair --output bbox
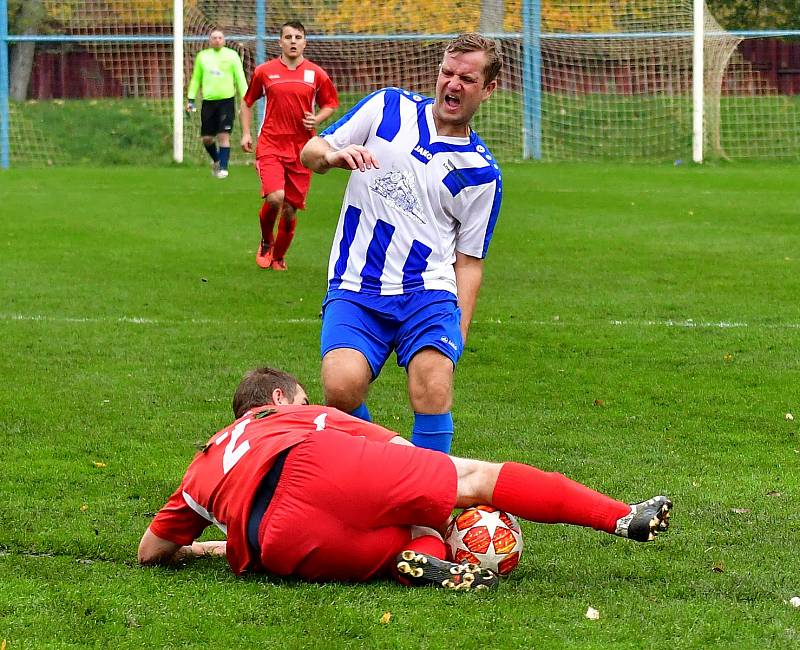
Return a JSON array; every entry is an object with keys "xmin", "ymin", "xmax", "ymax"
[{"xmin": 444, "ymin": 33, "xmax": 503, "ymax": 85}]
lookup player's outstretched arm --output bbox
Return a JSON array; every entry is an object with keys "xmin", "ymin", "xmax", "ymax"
[
  {"xmin": 138, "ymin": 528, "xmax": 226, "ymax": 566},
  {"xmin": 301, "ymin": 136, "xmax": 379, "ymax": 174}
]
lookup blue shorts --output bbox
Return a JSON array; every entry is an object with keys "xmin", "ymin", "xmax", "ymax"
[{"xmin": 320, "ymin": 289, "xmax": 463, "ymax": 379}]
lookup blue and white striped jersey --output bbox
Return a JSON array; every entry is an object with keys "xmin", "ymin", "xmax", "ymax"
[{"xmin": 321, "ymin": 87, "xmax": 502, "ymax": 296}]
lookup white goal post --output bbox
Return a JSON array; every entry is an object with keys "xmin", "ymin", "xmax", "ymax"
[
  {"xmin": 173, "ymin": 0, "xmax": 184, "ymax": 163},
  {"xmin": 693, "ymin": 0, "xmax": 704, "ymax": 162}
]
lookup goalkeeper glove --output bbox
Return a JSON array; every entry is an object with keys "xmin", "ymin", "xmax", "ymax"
[{"xmin": 186, "ymin": 100, "xmax": 196, "ymax": 113}]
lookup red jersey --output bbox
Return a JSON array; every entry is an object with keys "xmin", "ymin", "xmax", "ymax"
[
  {"xmin": 243, "ymin": 57, "xmax": 338, "ymax": 157},
  {"xmin": 148, "ymin": 404, "xmax": 395, "ymax": 575}
]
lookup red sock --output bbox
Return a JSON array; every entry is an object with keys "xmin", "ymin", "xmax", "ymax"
[
  {"xmin": 259, "ymin": 203, "xmax": 278, "ymax": 246},
  {"xmin": 389, "ymin": 535, "xmax": 446, "ymax": 586},
  {"xmin": 272, "ymin": 216, "xmax": 297, "ymax": 260},
  {"xmin": 491, "ymin": 462, "xmax": 631, "ymax": 533}
]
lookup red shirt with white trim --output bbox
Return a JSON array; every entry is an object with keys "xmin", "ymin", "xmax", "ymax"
[
  {"xmin": 242, "ymin": 57, "xmax": 338, "ymax": 157},
  {"xmin": 148, "ymin": 404, "xmax": 395, "ymax": 575}
]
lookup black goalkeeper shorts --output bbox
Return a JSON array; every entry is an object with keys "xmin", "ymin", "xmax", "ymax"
[{"xmin": 200, "ymin": 97, "xmax": 235, "ymax": 136}]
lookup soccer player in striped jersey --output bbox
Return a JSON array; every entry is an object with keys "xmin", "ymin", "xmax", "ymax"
[{"xmin": 301, "ymin": 33, "xmax": 503, "ymax": 453}]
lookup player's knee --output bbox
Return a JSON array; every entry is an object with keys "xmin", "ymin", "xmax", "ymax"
[
  {"xmin": 408, "ymin": 350, "xmax": 453, "ymax": 411},
  {"xmin": 323, "ymin": 382, "xmax": 364, "ymax": 413},
  {"xmin": 408, "ymin": 376, "xmax": 452, "ymax": 412},
  {"xmin": 322, "ymin": 367, "xmax": 369, "ymax": 412},
  {"xmin": 201, "ymin": 136, "xmax": 215, "ymax": 146},
  {"xmin": 265, "ymin": 191, "xmax": 285, "ymax": 209}
]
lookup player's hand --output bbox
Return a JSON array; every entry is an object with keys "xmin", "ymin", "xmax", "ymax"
[
  {"xmin": 302, "ymin": 111, "xmax": 317, "ymax": 130},
  {"xmin": 190, "ymin": 540, "xmax": 227, "ymax": 558},
  {"xmin": 185, "ymin": 101, "xmax": 196, "ymax": 114},
  {"xmin": 325, "ymin": 145, "xmax": 379, "ymax": 172},
  {"xmin": 240, "ymin": 133, "xmax": 254, "ymax": 153}
]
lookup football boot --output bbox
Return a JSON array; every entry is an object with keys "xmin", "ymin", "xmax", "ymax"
[
  {"xmin": 614, "ymin": 495, "xmax": 672, "ymax": 542},
  {"xmin": 256, "ymin": 240, "xmax": 273, "ymax": 269},
  {"xmin": 395, "ymin": 550, "xmax": 499, "ymax": 591}
]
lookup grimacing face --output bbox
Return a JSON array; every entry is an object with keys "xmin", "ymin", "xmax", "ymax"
[
  {"xmin": 432, "ymin": 50, "xmax": 497, "ymax": 137},
  {"xmin": 279, "ymin": 26, "xmax": 307, "ymax": 62}
]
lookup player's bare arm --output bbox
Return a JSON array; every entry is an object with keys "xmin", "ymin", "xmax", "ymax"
[
  {"xmin": 389, "ymin": 434, "xmax": 414, "ymax": 446},
  {"xmin": 138, "ymin": 528, "xmax": 227, "ymax": 566},
  {"xmin": 301, "ymin": 136, "xmax": 380, "ymax": 174},
  {"xmin": 239, "ymin": 99, "xmax": 254, "ymax": 153},
  {"xmin": 453, "ymin": 251, "xmax": 483, "ymax": 343},
  {"xmin": 302, "ymin": 106, "xmax": 336, "ymax": 131}
]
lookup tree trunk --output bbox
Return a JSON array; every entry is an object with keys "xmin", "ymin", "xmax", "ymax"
[
  {"xmin": 8, "ymin": 0, "xmax": 45, "ymax": 101},
  {"xmin": 10, "ymin": 42, "xmax": 37, "ymax": 100},
  {"xmin": 480, "ymin": 0, "xmax": 505, "ymax": 34}
]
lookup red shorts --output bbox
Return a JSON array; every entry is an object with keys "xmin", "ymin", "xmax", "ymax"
[
  {"xmin": 257, "ymin": 430, "xmax": 457, "ymax": 582},
  {"xmin": 255, "ymin": 151, "xmax": 311, "ymax": 210}
]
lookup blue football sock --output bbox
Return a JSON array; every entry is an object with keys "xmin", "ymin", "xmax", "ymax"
[
  {"xmin": 411, "ymin": 412, "xmax": 453, "ymax": 453},
  {"xmin": 204, "ymin": 143, "xmax": 219, "ymax": 162},
  {"xmin": 349, "ymin": 403, "xmax": 372, "ymax": 422},
  {"xmin": 219, "ymin": 146, "xmax": 231, "ymax": 170}
]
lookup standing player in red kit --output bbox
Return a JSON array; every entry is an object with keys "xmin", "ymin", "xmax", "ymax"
[
  {"xmin": 138, "ymin": 367, "xmax": 673, "ymax": 590},
  {"xmin": 240, "ymin": 21, "xmax": 339, "ymax": 271}
]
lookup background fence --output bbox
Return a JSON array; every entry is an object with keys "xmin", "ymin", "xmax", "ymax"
[{"xmin": 2, "ymin": 0, "xmax": 799, "ymax": 166}]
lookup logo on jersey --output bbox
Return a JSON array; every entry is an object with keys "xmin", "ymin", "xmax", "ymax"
[
  {"xmin": 268, "ymin": 74, "xmax": 280, "ymax": 79},
  {"xmin": 369, "ymin": 169, "xmax": 426, "ymax": 224},
  {"xmin": 304, "ymin": 69, "xmax": 316, "ymax": 83},
  {"xmin": 412, "ymin": 144, "xmax": 434, "ymax": 163}
]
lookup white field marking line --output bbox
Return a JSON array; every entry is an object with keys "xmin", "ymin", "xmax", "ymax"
[
  {"xmin": 1, "ymin": 313, "xmax": 317, "ymax": 325},
  {"xmin": 478, "ymin": 318, "xmax": 800, "ymax": 330},
  {"xmin": 4, "ymin": 313, "xmax": 800, "ymax": 330}
]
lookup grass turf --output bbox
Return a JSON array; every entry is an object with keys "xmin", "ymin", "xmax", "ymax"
[{"xmin": 1, "ymin": 162, "xmax": 799, "ymax": 647}]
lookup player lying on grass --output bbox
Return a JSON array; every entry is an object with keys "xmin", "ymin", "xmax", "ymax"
[{"xmin": 139, "ymin": 367, "xmax": 673, "ymax": 591}]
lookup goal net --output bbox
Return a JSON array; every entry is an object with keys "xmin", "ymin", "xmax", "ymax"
[
  {"xmin": 5, "ymin": 0, "xmax": 799, "ymax": 165},
  {"xmin": 536, "ymin": 0, "xmax": 740, "ymax": 161}
]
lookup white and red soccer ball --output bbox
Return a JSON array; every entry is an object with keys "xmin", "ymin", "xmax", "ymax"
[{"xmin": 445, "ymin": 504, "xmax": 523, "ymax": 576}]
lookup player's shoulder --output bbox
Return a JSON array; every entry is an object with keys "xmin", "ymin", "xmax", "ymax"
[
  {"xmin": 303, "ymin": 59, "xmax": 330, "ymax": 74},
  {"xmin": 468, "ymin": 132, "xmax": 502, "ymax": 176},
  {"xmin": 353, "ymin": 87, "xmax": 430, "ymax": 109},
  {"xmin": 257, "ymin": 58, "xmax": 280, "ymax": 71},
  {"xmin": 222, "ymin": 46, "xmax": 242, "ymax": 59},
  {"xmin": 252, "ymin": 58, "xmax": 280, "ymax": 78},
  {"xmin": 380, "ymin": 86, "xmax": 432, "ymax": 102}
]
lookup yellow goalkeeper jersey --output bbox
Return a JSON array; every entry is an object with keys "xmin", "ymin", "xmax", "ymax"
[{"xmin": 187, "ymin": 47, "xmax": 248, "ymax": 101}]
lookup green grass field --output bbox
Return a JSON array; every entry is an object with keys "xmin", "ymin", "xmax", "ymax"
[{"xmin": 1, "ymin": 162, "xmax": 799, "ymax": 647}]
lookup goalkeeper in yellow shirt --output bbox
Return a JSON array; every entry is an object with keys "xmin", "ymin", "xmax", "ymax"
[{"xmin": 187, "ymin": 29, "xmax": 248, "ymax": 178}]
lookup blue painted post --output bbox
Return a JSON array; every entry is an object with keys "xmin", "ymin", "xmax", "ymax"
[
  {"xmin": 1, "ymin": 0, "xmax": 9, "ymax": 169},
  {"xmin": 256, "ymin": 0, "xmax": 266, "ymax": 122},
  {"xmin": 522, "ymin": 0, "xmax": 542, "ymax": 160}
]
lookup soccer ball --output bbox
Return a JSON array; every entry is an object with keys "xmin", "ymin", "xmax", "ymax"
[{"xmin": 445, "ymin": 505, "xmax": 523, "ymax": 575}]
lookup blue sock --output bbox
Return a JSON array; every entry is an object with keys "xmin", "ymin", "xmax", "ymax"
[
  {"xmin": 411, "ymin": 412, "xmax": 453, "ymax": 453},
  {"xmin": 349, "ymin": 403, "xmax": 372, "ymax": 422},
  {"xmin": 204, "ymin": 143, "xmax": 219, "ymax": 162},
  {"xmin": 219, "ymin": 146, "xmax": 231, "ymax": 170}
]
